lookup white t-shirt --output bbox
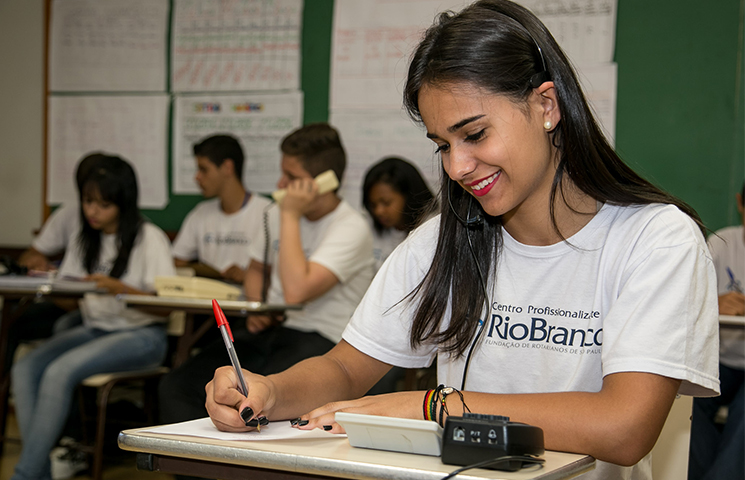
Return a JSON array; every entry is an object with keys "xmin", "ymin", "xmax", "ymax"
[
  {"xmin": 32, "ymin": 203, "xmax": 80, "ymax": 256},
  {"xmin": 59, "ymin": 222, "xmax": 176, "ymax": 331},
  {"xmin": 708, "ymin": 225, "xmax": 745, "ymax": 369},
  {"xmin": 343, "ymin": 203, "xmax": 720, "ymax": 480},
  {"xmin": 172, "ymin": 195, "xmax": 271, "ymax": 272},
  {"xmin": 250, "ymin": 201, "xmax": 374, "ymax": 343}
]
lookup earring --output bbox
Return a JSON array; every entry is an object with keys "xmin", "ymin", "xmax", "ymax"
[{"xmin": 544, "ymin": 121, "xmax": 553, "ymax": 131}]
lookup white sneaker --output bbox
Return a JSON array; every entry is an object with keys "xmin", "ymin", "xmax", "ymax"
[{"xmin": 50, "ymin": 446, "xmax": 88, "ymax": 480}]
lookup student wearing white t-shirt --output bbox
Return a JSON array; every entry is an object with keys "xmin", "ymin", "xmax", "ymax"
[
  {"xmin": 362, "ymin": 157, "xmax": 436, "ymax": 273},
  {"xmin": 689, "ymin": 183, "xmax": 744, "ymax": 480},
  {"xmin": 204, "ymin": 3, "xmax": 719, "ymax": 479},
  {"xmin": 172, "ymin": 134, "xmax": 270, "ymax": 283},
  {"xmin": 6, "ymin": 153, "xmax": 108, "ymax": 374},
  {"xmin": 10, "ymin": 156, "xmax": 175, "ymax": 480},
  {"xmin": 160, "ymin": 123, "xmax": 374, "ymax": 427}
]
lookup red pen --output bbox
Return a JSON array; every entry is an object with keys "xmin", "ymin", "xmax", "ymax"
[{"xmin": 212, "ymin": 299, "xmax": 249, "ymax": 397}]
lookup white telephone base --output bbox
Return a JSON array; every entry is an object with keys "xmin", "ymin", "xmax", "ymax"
[{"xmin": 154, "ymin": 276, "xmax": 242, "ymax": 301}]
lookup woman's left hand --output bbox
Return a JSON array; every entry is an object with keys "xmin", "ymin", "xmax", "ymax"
[
  {"xmin": 86, "ymin": 274, "xmax": 127, "ymax": 295},
  {"xmin": 292, "ymin": 390, "xmax": 425, "ymax": 434}
]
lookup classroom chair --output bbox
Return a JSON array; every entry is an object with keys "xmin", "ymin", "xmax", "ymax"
[{"xmin": 75, "ymin": 311, "xmax": 186, "ymax": 480}]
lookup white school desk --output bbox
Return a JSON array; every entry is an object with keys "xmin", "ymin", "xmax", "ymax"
[
  {"xmin": 719, "ymin": 315, "xmax": 745, "ymax": 328},
  {"xmin": 119, "ymin": 427, "xmax": 594, "ymax": 480}
]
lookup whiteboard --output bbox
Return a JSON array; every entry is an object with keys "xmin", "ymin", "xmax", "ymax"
[
  {"xmin": 47, "ymin": 95, "xmax": 170, "ymax": 208},
  {"xmin": 49, "ymin": 0, "xmax": 169, "ymax": 92}
]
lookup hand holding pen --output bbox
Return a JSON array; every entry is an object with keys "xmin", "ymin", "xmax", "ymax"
[{"xmin": 212, "ymin": 299, "xmax": 269, "ymax": 430}]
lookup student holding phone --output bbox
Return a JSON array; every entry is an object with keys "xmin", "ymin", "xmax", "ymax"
[{"xmin": 160, "ymin": 123, "xmax": 374, "ymax": 431}]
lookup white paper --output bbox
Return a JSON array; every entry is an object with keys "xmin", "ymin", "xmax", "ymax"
[
  {"xmin": 49, "ymin": 0, "xmax": 169, "ymax": 92},
  {"xmin": 576, "ymin": 62, "xmax": 617, "ymax": 145},
  {"xmin": 330, "ymin": 109, "xmax": 440, "ymax": 211},
  {"xmin": 147, "ymin": 417, "xmax": 344, "ymax": 441},
  {"xmin": 47, "ymin": 95, "xmax": 170, "ymax": 208},
  {"xmin": 172, "ymin": 92, "xmax": 303, "ymax": 194},
  {"xmin": 172, "ymin": 0, "xmax": 303, "ymax": 92},
  {"xmin": 331, "ymin": 0, "xmax": 470, "ymax": 110}
]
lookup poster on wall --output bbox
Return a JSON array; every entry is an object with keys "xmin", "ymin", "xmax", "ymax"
[
  {"xmin": 47, "ymin": 95, "xmax": 170, "ymax": 208},
  {"xmin": 49, "ymin": 0, "xmax": 169, "ymax": 92},
  {"xmin": 172, "ymin": 92, "xmax": 303, "ymax": 194},
  {"xmin": 172, "ymin": 0, "xmax": 303, "ymax": 92}
]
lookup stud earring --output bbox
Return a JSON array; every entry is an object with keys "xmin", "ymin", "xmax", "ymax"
[{"xmin": 544, "ymin": 121, "xmax": 553, "ymax": 131}]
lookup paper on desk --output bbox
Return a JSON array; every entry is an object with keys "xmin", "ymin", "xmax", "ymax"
[{"xmin": 146, "ymin": 417, "xmax": 344, "ymax": 441}]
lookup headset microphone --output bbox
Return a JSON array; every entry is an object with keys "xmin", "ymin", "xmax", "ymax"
[{"xmin": 447, "ymin": 178, "xmax": 484, "ymax": 228}]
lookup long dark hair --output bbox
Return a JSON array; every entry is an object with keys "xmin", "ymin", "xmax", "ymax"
[
  {"xmin": 78, "ymin": 155, "xmax": 143, "ymax": 278},
  {"xmin": 402, "ymin": 0, "xmax": 705, "ymax": 356},
  {"xmin": 362, "ymin": 157, "xmax": 437, "ymax": 234}
]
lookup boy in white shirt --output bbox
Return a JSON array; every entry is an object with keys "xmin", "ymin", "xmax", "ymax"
[
  {"xmin": 172, "ymin": 134, "xmax": 270, "ymax": 283},
  {"xmin": 159, "ymin": 124, "xmax": 374, "ymax": 427}
]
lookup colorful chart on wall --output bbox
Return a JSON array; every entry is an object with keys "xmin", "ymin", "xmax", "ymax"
[{"xmin": 172, "ymin": 91, "xmax": 303, "ymax": 195}]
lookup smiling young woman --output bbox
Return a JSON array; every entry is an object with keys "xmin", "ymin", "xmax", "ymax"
[{"xmin": 204, "ymin": 2, "xmax": 720, "ymax": 479}]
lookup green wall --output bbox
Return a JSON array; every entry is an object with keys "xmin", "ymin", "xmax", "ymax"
[
  {"xmin": 144, "ymin": 0, "xmax": 744, "ymax": 233},
  {"xmin": 615, "ymin": 0, "xmax": 744, "ymax": 231}
]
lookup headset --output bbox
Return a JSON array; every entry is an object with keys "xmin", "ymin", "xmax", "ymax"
[
  {"xmin": 447, "ymin": 177, "xmax": 484, "ymax": 228},
  {"xmin": 447, "ymin": 178, "xmax": 489, "ymax": 390}
]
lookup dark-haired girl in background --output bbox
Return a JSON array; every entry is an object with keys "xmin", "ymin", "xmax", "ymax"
[
  {"xmin": 205, "ymin": 2, "xmax": 720, "ymax": 478},
  {"xmin": 11, "ymin": 155, "xmax": 175, "ymax": 480},
  {"xmin": 362, "ymin": 157, "xmax": 436, "ymax": 272}
]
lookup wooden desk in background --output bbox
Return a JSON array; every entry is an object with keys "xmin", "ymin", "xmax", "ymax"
[{"xmin": 119, "ymin": 426, "xmax": 595, "ymax": 480}]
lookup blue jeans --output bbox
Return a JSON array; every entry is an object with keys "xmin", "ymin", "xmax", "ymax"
[
  {"xmin": 688, "ymin": 363, "xmax": 745, "ymax": 480},
  {"xmin": 10, "ymin": 323, "xmax": 167, "ymax": 480}
]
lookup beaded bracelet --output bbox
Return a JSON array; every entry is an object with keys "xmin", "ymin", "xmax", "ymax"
[{"xmin": 422, "ymin": 385, "xmax": 445, "ymax": 422}]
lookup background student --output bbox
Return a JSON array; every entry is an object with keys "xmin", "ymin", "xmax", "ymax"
[
  {"xmin": 5, "ymin": 153, "xmax": 108, "ymax": 374},
  {"xmin": 18, "ymin": 153, "xmax": 107, "ymax": 272},
  {"xmin": 10, "ymin": 155, "xmax": 175, "ymax": 480},
  {"xmin": 362, "ymin": 156, "xmax": 436, "ymax": 272},
  {"xmin": 159, "ymin": 123, "xmax": 373, "ymax": 426},
  {"xmin": 171, "ymin": 134, "xmax": 270, "ymax": 283},
  {"xmin": 204, "ymin": 3, "xmax": 719, "ymax": 480},
  {"xmin": 688, "ymin": 182, "xmax": 744, "ymax": 480}
]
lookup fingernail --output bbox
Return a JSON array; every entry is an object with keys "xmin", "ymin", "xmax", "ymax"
[
  {"xmin": 323, "ymin": 425, "xmax": 332, "ymax": 431},
  {"xmin": 298, "ymin": 419, "xmax": 309, "ymax": 426},
  {"xmin": 240, "ymin": 407, "xmax": 254, "ymax": 425},
  {"xmin": 290, "ymin": 417, "xmax": 301, "ymax": 426},
  {"xmin": 258, "ymin": 415, "xmax": 269, "ymax": 426},
  {"xmin": 246, "ymin": 418, "xmax": 259, "ymax": 427}
]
